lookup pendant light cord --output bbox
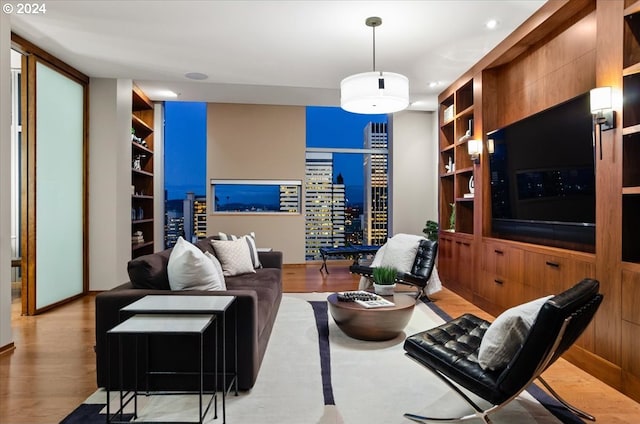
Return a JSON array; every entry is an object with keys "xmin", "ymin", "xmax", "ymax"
[{"xmin": 372, "ymin": 24, "xmax": 376, "ymax": 72}]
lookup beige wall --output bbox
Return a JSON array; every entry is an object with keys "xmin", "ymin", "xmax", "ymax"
[
  {"xmin": 206, "ymin": 103, "xmax": 306, "ymax": 264},
  {"xmin": 391, "ymin": 110, "xmax": 438, "ymax": 236}
]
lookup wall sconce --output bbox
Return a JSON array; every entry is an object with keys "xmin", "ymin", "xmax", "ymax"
[
  {"xmin": 467, "ymin": 139, "xmax": 482, "ymax": 164},
  {"xmin": 487, "ymin": 138, "xmax": 495, "ymax": 154},
  {"xmin": 590, "ymin": 86, "xmax": 615, "ymax": 160}
]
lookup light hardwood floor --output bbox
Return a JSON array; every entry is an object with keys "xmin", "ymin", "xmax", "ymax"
[{"xmin": 1, "ymin": 261, "xmax": 640, "ymax": 423}]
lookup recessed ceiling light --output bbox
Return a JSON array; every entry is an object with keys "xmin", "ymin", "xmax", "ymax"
[
  {"xmin": 486, "ymin": 19, "xmax": 498, "ymax": 29},
  {"xmin": 156, "ymin": 90, "xmax": 179, "ymax": 98},
  {"xmin": 185, "ymin": 72, "xmax": 208, "ymax": 80},
  {"xmin": 429, "ymin": 81, "xmax": 441, "ymax": 88}
]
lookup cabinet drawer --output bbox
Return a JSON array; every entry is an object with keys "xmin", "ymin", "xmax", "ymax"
[{"xmin": 479, "ymin": 242, "xmax": 523, "ymax": 308}]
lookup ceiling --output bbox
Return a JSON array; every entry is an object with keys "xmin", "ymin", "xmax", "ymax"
[{"xmin": 8, "ymin": 0, "xmax": 546, "ymax": 111}]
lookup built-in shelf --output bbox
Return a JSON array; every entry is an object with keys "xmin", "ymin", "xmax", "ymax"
[
  {"xmin": 623, "ymin": 187, "xmax": 640, "ymax": 195},
  {"xmin": 131, "ymin": 85, "xmax": 155, "ymax": 259},
  {"xmin": 439, "ymin": 78, "xmax": 475, "ymax": 235}
]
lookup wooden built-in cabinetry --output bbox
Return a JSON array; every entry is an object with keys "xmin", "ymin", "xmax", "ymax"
[
  {"xmin": 437, "ymin": 0, "xmax": 640, "ymax": 403},
  {"xmin": 131, "ymin": 86, "xmax": 154, "ymax": 258},
  {"xmin": 439, "ymin": 80, "xmax": 475, "ymax": 235}
]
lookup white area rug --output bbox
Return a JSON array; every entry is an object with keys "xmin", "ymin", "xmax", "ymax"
[{"xmin": 64, "ymin": 294, "xmax": 582, "ymax": 423}]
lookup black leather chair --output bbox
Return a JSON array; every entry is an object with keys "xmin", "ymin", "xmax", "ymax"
[
  {"xmin": 349, "ymin": 239, "xmax": 438, "ymax": 300},
  {"xmin": 403, "ymin": 278, "xmax": 603, "ymax": 423}
]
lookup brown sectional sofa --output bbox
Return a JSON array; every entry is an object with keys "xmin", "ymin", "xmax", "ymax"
[{"xmin": 95, "ymin": 236, "xmax": 282, "ymax": 391}]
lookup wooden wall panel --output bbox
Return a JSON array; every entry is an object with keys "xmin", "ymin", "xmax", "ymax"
[
  {"xmin": 494, "ymin": 11, "xmax": 597, "ymax": 128},
  {"xmin": 621, "ymin": 321, "xmax": 640, "ymax": 378},
  {"xmin": 621, "ymin": 269, "xmax": 640, "ymax": 324},
  {"xmin": 594, "ymin": 0, "xmax": 624, "ymax": 366}
]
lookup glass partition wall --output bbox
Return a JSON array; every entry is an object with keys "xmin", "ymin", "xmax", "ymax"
[{"xmin": 13, "ymin": 35, "xmax": 89, "ymax": 314}]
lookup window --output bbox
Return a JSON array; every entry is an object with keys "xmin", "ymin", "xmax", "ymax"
[
  {"xmin": 211, "ymin": 180, "xmax": 302, "ymax": 214},
  {"xmin": 305, "ymin": 106, "xmax": 389, "ymax": 259}
]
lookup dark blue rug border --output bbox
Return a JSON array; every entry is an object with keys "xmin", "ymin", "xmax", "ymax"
[
  {"xmin": 310, "ymin": 300, "xmax": 335, "ymax": 406},
  {"xmin": 419, "ymin": 297, "xmax": 584, "ymax": 424}
]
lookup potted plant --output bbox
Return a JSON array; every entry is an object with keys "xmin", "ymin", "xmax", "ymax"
[
  {"xmin": 372, "ymin": 266, "xmax": 397, "ymax": 296},
  {"xmin": 423, "ymin": 220, "xmax": 439, "ymax": 241}
]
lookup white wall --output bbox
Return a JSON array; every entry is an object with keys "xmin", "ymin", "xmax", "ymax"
[
  {"xmin": 390, "ymin": 110, "xmax": 438, "ymax": 236},
  {"xmin": 0, "ymin": 12, "xmax": 13, "ymax": 351},
  {"xmin": 88, "ymin": 78, "xmax": 133, "ymax": 290}
]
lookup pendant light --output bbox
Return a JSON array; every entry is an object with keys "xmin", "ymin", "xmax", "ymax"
[{"xmin": 340, "ymin": 17, "xmax": 409, "ymax": 114}]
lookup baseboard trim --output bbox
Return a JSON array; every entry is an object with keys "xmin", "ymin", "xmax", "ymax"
[{"xmin": 0, "ymin": 342, "xmax": 16, "ymax": 356}]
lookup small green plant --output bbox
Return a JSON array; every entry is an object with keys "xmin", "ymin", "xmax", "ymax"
[
  {"xmin": 373, "ymin": 266, "xmax": 397, "ymax": 285},
  {"xmin": 423, "ymin": 220, "xmax": 439, "ymax": 241},
  {"xmin": 449, "ymin": 203, "xmax": 456, "ymax": 231}
]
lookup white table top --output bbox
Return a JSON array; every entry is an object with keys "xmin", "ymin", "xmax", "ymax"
[
  {"xmin": 121, "ymin": 295, "xmax": 236, "ymax": 313},
  {"xmin": 108, "ymin": 314, "xmax": 214, "ymax": 334}
]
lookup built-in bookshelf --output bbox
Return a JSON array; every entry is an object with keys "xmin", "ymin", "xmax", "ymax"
[
  {"xmin": 438, "ymin": 79, "xmax": 475, "ymax": 235},
  {"xmin": 131, "ymin": 85, "xmax": 154, "ymax": 258},
  {"xmin": 623, "ymin": 3, "xmax": 640, "ymax": 264}
]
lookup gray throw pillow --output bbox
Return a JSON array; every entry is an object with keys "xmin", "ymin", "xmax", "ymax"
[{"xmin": 477, "ymin": 295, "xmax": 552, "ymax": 371}]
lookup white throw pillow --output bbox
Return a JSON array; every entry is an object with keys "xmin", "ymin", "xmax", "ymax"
[
  {"xmin": 217, "ymin": 232, "xmax": 261, "ymax": 268},
  {"xmin": 379, "ymin": 234, "xmax": 423, "ymax": 273},
  {"xmin": 204, "ymin": 251, "xmax": 226, "ymax": 290},
  {"xmin": 478, "ymin": 295, "xmax": 553, "ymax": 370},
  {"xmin": 167, "ymin": 237, "xmax": 225, "ymax": 291},
  {"xmin": 212, "ymin": 238, "xmax": 257, "ymax": 276}
]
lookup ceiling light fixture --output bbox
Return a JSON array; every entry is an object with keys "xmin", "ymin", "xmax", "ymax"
[
  {"xmin": 340, "ymin": 17, "xmax": 409, "ymax": 115},
  {"xmin": 185, "ymin": 72, "xmax": 208, "ymax": 80},
  {"xmin": 486, "ymin": 19, "xmax": 498, "ymax": 29}
]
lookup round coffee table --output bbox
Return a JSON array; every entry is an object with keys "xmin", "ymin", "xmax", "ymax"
[{"xmin": 327, "ymin": 293, "xmax": 416, "ymax": 341}]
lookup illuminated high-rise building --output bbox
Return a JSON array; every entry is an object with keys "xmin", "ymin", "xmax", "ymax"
[
  {"xmin": 305, "ymin": 152, "xmax": 346, "ymax": 259},
  {"xmin": 363, "ymin": 122, "xmax": 389, "ymax": 245},
  {"xmin": 193, "ymin": 195, "xmax": 207, "ymax": 240}
]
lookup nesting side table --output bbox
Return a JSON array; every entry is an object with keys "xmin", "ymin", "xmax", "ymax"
[
  {"xmin": 107, "ymin": 314, "xmax": 216, "ymax": 424},
  {"xmin": 120, "ymin": 295, "xmax": 237, "ymax": 423}
]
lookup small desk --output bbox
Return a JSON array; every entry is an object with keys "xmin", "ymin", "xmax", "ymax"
[
  {"xmin": 319, "ymin": 245, "xmax": 381, "ymax": 274},
  {"xmin": 121, "ymin": 295, "xmax": 237, "ymax": 423},
  {"xmin": 107, "ymin": 314, "xmax": 216, "ymax": 424}
]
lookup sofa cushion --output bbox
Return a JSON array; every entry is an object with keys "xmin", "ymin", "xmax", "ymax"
[
  {"xmin": 217, "ymin": 232, "xmax": 261, "ymax": 268},
  {"xmin": 204, "ymin": 251, "xmax": 227, "ymax": 290},
  {"xmin": 212, "ymin": 238, "xmax": 257, "ymax": 276},
  {"xmin": 168, "ymin": 237, "xmax": 225, "ymax": 291},
  {"xmin": 127, "ymin": 248, "xmax": 172, "ymax": 290}
]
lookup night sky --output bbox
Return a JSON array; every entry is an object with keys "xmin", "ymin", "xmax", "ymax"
[{"xmin": 164, "ymin": 103, "xmax": 387, "ymax": 204}]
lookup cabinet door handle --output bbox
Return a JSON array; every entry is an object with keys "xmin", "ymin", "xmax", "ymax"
[
  {"xmin": 494, "ymin": 249, "xmax": 504, "ymax": 255},
  {"xmin": 494, "ymin": 279, "xmax": 504, "ymax": 285},
  {"xmin": 456, "ymin": 241, "xmax": 462, "ymax": 245},
  {"xmin": 545, "ymin": 261, "xmax": 560, "ymax": 268},
  {"xmin": 462, "ymin": 242, "xmax": 470, "ymax": 246}
]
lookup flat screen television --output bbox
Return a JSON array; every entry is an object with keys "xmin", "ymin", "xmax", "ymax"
[{"xmin": 487, "ymin": 92, "xmax": 595, "ymax": 252}]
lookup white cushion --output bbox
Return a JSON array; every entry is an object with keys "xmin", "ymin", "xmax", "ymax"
[
  {"xmin": 379, "ymin": 234, "xmax": 423, "ymax": 273},
  {"xmin": 217, "ymin": 232, "xmax": 261, "ymax": 268},
  {"xmin": 204, "ymin": 251, "xmax": 226, "ymax": 290},
  {"xmin": 478, "ymin": 295, "xmax": 553, "ymax": 370},
  {"xmin": 212, "ymin": 238, "xmax": 257, "ymax": 276},
  {"xmin": 167, "ymin": 237, "xmax": 225, "ymax": 291}
]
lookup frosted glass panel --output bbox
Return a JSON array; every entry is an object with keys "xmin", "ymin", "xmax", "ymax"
[{"xmin": 35, "ymin": 62, "xmax": 84, "ymax": 309}]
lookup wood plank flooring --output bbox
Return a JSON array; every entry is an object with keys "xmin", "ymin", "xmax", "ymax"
[{"xmin": 1, "ymin": 261, "xmax": 639, "ymax": 423}]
